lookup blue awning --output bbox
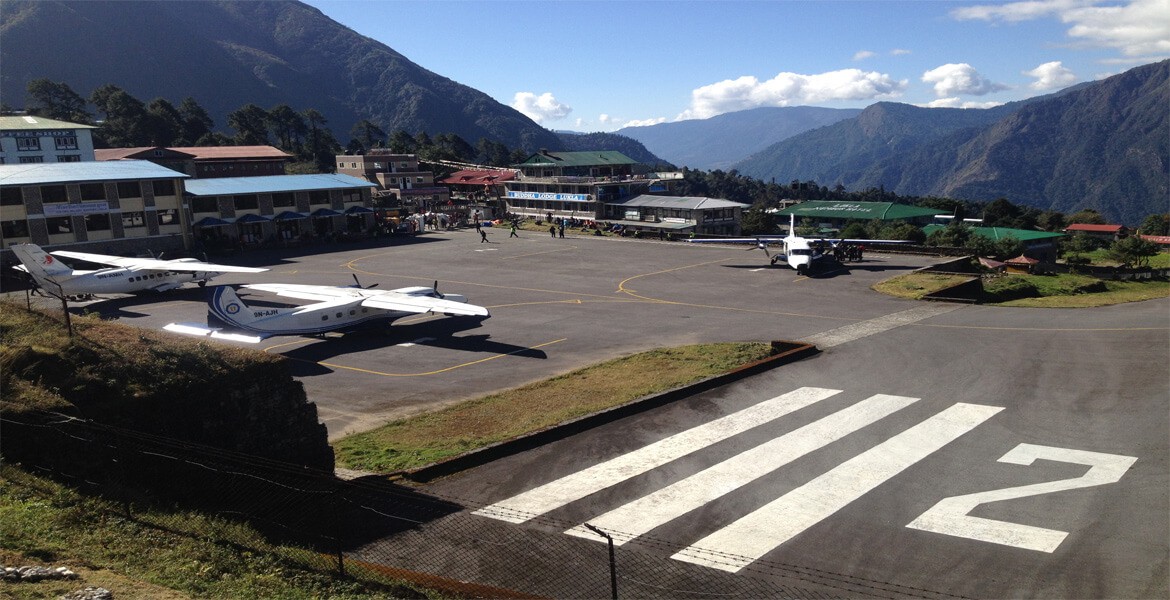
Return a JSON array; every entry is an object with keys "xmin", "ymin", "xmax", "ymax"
[
  {"xmin": 273, "ymin": 211, "xmax": 307, "ymax": 221},
  {"xmin": 235, "ymin": 213, "xmax": 271, "ymax": 223},
  {"xmin": 345, "ymin": 205, "xmax": 374, "ymax": 214},
  {"xmin": 311, "ymin": 208, "xmax": 342, "ymax": 217},
  {"xmin": 193, "ymin": 216, "xmax": 229, "ymax": 227}
]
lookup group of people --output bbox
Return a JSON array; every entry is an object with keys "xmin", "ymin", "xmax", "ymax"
[{"xmin": 834, "ymin": 243, "xmax": 864, "ymax": 262}]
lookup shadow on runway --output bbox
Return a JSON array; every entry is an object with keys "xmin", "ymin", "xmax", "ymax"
[{"xmin": 275, "ymin": 316, "xmax": 547, "ymax": 377}]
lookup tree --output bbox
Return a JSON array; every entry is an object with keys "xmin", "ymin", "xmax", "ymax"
[
  {"xmin": 1036, "ymin": 210, "xmax": 1066, "ymax": 232},
  {"xmin": 739, "ymin": 202, "xmax": 776, "ymax": 235},
  {"xmin": 1139, "ymin": 213, "xmax": 1169, "ymax": 236},
  {"xmin": 388, "ymin": 129, "xmax": 417, "ymax": 154},
  {"xmin": 228, "ymin": 104, "xmax": 270, "ymax": 145},
  {"xmin": 1108, "ymin": 236, "xmax": 1160, "ymax": 268},
  {"xmin": 91, "ymin": 88, "xmax": 150, "ymax": 147},
  {"xmin": 926, "ymin": 221, "xmax": 972, "ymax": 248},
  {"xmin": 267, "ymin": 104, "xmax": 306, "ymax": 152},
  {"xmin": 26, "ymin": 79, "xmax": 92, "ymax": 123},
  {"xmin": 1066, "ymin": 209, "xmax": 1107, "ymax": 225},
  {"xmin": 1061, "ymin": 232, "xmax": 1099, "ymax": 266},
  {"xmin": 178, "ymin": 97, "xmax": 214, "ymax": 145},
  {"xmin": 476, "ymin": 138, "xmax": 511, "ymax": 166},
  {"xmin": 349, "ymin": 119, "xmax": 386, "ymax": 152},
  {"xmin": 144, "ymin": 98, "xmax": 182, "ymax": 146}
]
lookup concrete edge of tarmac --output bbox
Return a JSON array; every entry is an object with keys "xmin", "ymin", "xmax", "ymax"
[{"xmin": 402, "ymin": 341, "xmax": 820, "ymax": 483}]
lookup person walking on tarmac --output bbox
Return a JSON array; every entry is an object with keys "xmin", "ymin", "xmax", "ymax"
[
  {"xmin": 558, "ymin": 223, "xmax": 565, "ymax": 238},
  {"xmin": 549, "ymin": 224, "xmax": 557, "ymax": 237},
  {"xmin": 480, "ymin": 229, "xmax": 489, "ymax": 243},
  {"xmin": 509, "ymin": 223, "xmax": 519, "ymax": 238}
]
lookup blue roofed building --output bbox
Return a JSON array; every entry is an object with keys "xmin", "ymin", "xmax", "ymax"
[{"xmin": 0, "ymin": 160, "xmax": 190, "ymax": 258}]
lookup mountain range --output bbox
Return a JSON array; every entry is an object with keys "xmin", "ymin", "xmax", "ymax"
[{"xmin": 2, "ymin": 1, "xmax": 1165, "ymax": 223}]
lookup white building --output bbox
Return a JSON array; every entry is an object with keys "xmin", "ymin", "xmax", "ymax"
[{"xmin": 0, "ymin": 116, "xmax": 97, "ymax": 164}]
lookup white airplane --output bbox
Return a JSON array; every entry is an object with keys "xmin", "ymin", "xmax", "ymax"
[
  {"xmin": 686, "ymin": 214, "xmax": 910, "ymax": 275},
  {"xmin": 164, "ymin": 279, "xmax": 490, "ymax": 342},
  {"xmin": 9, "ymin": 243, "xmax": 268, "ymax": 298}
]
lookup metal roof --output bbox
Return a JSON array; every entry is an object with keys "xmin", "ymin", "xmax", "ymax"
[
  {"xmin": 183, "ymin": 174, "xmax": 375, "ymax": 196},
  {"xmin": 0, "ymin": 160, "xmax": 187, "ymax": 185},
  {"xmin": 167, "ymin": 146, "xmax": 292, "ymax": 160},
  {"xmin": 612, "ymin": 194, "xmax": 749, "ymax": 210},
  {"xmin": 0, "ymin": 115, "xmax": 97, "ymax": 131},
  {"xmin": 775, "ymin": 201, "xmax": 949, "ymax": 220},
  {"xmin": 922, "ymin": 224, "xmax": 1066, "ymax": 242},
  {"xmin": 518, "ymin": 150, "xmax": 638, "ymax": 168}
]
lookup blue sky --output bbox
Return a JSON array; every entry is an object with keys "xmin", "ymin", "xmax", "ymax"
[{"xmin": 304, "ymin": 0, "xmax": 1169, "ymax": 132}]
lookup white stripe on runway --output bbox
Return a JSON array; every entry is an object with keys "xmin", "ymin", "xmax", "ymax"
[
  {"xmin": 473, "ymin": 387, "xmax": 842, "ymax": 524},
  {"xmin": 801, "ymin": 304, "xmax": 962, "ymax": 348},
  {"xmin": 672, "ymin": 402, "xmax": 1003, "ymax": 572},
  {"xmin": 565, "ymin": 394, "xmax": 919, "ymax": 544}
]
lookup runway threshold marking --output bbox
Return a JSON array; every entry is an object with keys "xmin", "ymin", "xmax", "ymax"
[
  {"xmin": 801, "ymin": 303, "xmax": 964, "ymax": 347},
  {"xmin": 272, "ymin": 337, "xmax": 566, "ymax": 377},
  {"xmin": 671, "ymin": 402, "xmax": 1003, "ymax": 573},
  {"xmin": 563, "ymin": 393, "xmax": 920, "ymax": 545},
  {"xmin": 473, "ymin": 387, "xmax": 841, "ymax": 524}
]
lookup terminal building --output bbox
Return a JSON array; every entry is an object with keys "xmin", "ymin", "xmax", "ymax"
[
  {"xmin": 96, "ymin": 145, "xmax": 293, "ymax": 178},
  {"xmin": 335, "ymin": 151, "xmax": 449, "ymax": 210}
]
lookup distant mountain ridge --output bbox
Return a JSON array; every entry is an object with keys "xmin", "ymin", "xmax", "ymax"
[
  {"xmin": 616, "ymin": 106, "xmax": 861, "ymax": 170},
  {"xmin": 0, "ymin": 0, "xmax": 562, "ymax": 151},
  {"xmin": 732, "ymin": 62, "xmax": 1168, "ymax": 224}
]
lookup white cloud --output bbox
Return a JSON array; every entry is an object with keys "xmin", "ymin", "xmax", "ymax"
[
  {"xmin": 677, "ymin": 69, "xmax": 907, "ymax": 120},
  {"xmin": 854, "ymin": 50, "xmax": 876, "ymax": 61},
  {"xmin": 891, "ymin": 48, "xmax": 912, "ymax": 56},
  {"xmin": 622, "ymin": 117, "xmax": 668, "ymax": 128},
  {"xmin": 1024, "ymin": 61, "xmax": 1078, "ymax": 89},
  {"xmin": 923, "ymin": 98, "xmax": 1007, "ymax": 109},
  {"xmin": 953, "ymin": 0, "xmax": 1170, "ymax": 59},
  {"xmin": 922, "ymin": 63, "xmax": 1010, "ymax": 97},
  {"xmin": 511, "ymin": 92, "xmax": 572, "ymax": 124}
]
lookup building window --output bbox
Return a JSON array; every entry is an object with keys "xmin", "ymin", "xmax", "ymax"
[
  {"xmin": 152, "ymin": 180, "xmax": 175, "ymax": 197},
  {"xmin": 233, "ymin": 194, "xmax": 259, "ymax": 210},
  {"xmin": 16, "ymin": 137, "xmax": 40, "ymax": 151},
  {"xmin": 56, "ymin": 154, "xmax": 81, "ymax": 162},
  {"xmin": 19, "ymin": 156, "xmax": 43, "ymax": 164},
  {"xmin": 342, "ymin": 190, "xmax": 362, "ymax": 204},
  {"xmin": 0, "ymin": 187, "xmax": 22, "ymax": 206},
  {"xmin": 41, "ymin": 185, "xmax": 68, "ymax": 203},
  {"xmin": 350, "ymin": 162, "xmax": 357, "ymax": 168},
  {"xmin": 45, "ymin": 216, "xmax": 72, "ymax": 235},
  {"xmin": 309, "ymin": 190, "xmax": 330, "ymax": 205},
  {"xmin": 122, "ymin": 211, "xmax": 146, "ymax": 229},
  {"xmin": 1, "ymin": 219, "xmax": 29, "ymax": 240},
  {"xmin": 117, "ymin": 181, "xmax": 142, "ymax": 198},
  {"xmin": 416, "ymin": 177, "xmax": 424, "ymax": 183},
  {"xmin": 85, "ymin": 213, "xmax": 111, "ymax": 231},
  {"xmin": 272, "ymin": 192, "xmax": 295, "ymax": 207},
  {"xmin": 54, "ymin": 136, "xmax": 78, "ymax": 150},
  {"xmin": 191, "ymin": 197, "xmax": 218, "ymax": 213},
  {"xmin": 80, "ymin": 183, "xmax": 106, "ymax": 201}
]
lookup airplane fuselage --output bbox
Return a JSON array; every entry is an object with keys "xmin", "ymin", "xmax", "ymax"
[{"xmin": 29, "ymin": 267, "xmax": 219, "ymax": 296}]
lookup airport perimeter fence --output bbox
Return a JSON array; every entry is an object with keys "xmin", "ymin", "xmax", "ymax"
[{"xmin": 2, "ymin": 412, "xmax": 963, "ymax": 599}]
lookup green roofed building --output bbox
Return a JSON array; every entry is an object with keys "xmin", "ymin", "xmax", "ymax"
[
  {"xmin": 922, "ymin": 224, "xmax": 1065, "ymax": 261},
  {"xmin": 774, "ymin": 201, "xmax": 950, "ymax": 222}
]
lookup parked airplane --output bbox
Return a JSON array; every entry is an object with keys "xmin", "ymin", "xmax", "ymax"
[
  {"xmin": 164, "ymin": 279, "xmax": 490, "ymax": 341},
  {"xmin": 9, "ymin": 243, "xmax": 268, "ymax": 298},
  {"xmin": 686, "ymin": 214, "xmax": 909, "ymax": 274}
]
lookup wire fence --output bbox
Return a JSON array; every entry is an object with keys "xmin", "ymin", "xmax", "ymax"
[{"xmin": 2, "ymin": 411, "xmax": 964, "ymax": 599}]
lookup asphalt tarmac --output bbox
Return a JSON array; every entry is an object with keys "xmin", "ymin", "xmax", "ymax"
[{"xmin": 11, "ymin": 227, "xmax": 1168, "ymax": 598}]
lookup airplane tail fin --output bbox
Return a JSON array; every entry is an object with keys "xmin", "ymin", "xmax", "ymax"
[
  {"xmin": 207, "ymin": 285, "xmax": 258, "ymax": 329},
  {"xmin": 10, "ymin": 243, "xmax": 73, "ymax": 289}
]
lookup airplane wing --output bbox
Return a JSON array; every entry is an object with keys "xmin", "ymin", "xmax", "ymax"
[
  {"xmin": 685, "ymin": 237, "xmax": 785, "ymax": 244},
  {"xmin": 362, "ymin": 294, "xmax": 490, "ymax": 317},
  {"xmin": 239, "ymin": 283, "xmax": 363, "ymax": 302},
  {"xmin": 50, "ymin": 249, "xmax": 267, "ymax": 273}
]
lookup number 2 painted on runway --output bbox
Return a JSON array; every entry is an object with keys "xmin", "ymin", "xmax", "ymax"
[{"xmin": 906, "ymin": 443, "xmax": 1137, "ymax": 552}]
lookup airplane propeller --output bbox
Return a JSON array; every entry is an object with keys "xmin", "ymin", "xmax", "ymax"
[{"xmin": 351, "ymin": 274, "xmax": 378, "ymax": 289}]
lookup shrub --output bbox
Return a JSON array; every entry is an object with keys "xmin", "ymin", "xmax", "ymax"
[{"xmin": 983, "ymin": 276, "xmax": 1040, "ymax": 302}]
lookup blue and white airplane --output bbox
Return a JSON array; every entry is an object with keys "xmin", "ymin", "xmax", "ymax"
[
  {"xmin": 10, "ymin": 243, "xmax": 267, "ymax": 297},
  {"xmin": 165, "ymin": 280, "xmax": 489, "ymax": 342}
]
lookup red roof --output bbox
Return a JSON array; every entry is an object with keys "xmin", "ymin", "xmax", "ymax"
[
  {"xmin": 95, "ymin": 147, "xmax": 196, "ymax": 161},
  {"xmin": 438, "ymin": 169, "xmax": 516, "ymax": 185},
  {"xmin": 167, "ymin": 146, "xmax": 292, "ymax": 160},
  {"xmin": 1140, "ymin": 235, "xmax": 1170, "ymax": 245},
  {"xmin": 1005, "ymin": 254, "xmax": 1040, "ymax": 264},
  {"xmin": 1064, "ymin": 224, "xmax": 1125, "ymax": 233}
]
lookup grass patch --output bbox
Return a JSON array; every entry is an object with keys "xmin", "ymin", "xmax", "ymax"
[
  {"xmin": 0, "ymin": 464, "xmax": 431, "ymax": 600},
  {"xmin": 334, "ymin": 342, "xmax": 774, "ymax": 472},
  {"xmin": 992, "ymin": 278, "xmax": 1170, "ymax": 307},
  {"xmin": 1072, "ymin": 248, "xmax": 1170, "ymax": 269},
  {"xmin": 871, "ymin": 272, "xmax": 974, "ymax": 299}
]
